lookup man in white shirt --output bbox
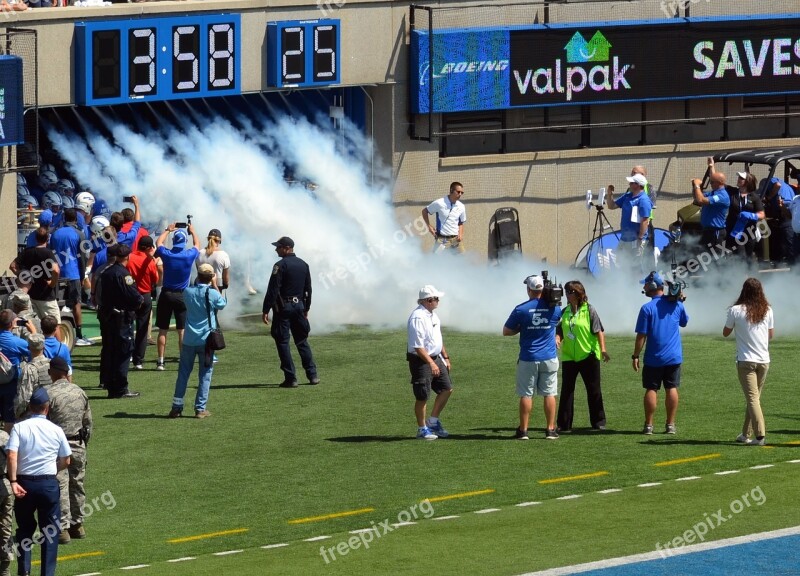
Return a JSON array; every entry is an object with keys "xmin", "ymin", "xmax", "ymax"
[
  {"xmin": 422, "ymin": 182, "xmax": 467, "ymax": 253},
  {"xmin": 406, "ymin": 285, "xmax": 453, "ymax": 440},
  {"xmin": 6, "ymin": 387, "xmax": 71, "ymax": 576}
]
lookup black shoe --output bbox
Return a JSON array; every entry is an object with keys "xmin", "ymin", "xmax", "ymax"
[
  {"xmin": 309, "ymin": 376, "xmax": 321, "ymax": 385},
  {"xmin": 109, "ymin": 391, "xmax": 141, "ymax": 398},
  {"xmin": 279, "ymin": 380, "xmax": 298, "ymax": 388},
  {"xmin": 513, "ymin": 428, "xmax": 529, "ymax": 440}
]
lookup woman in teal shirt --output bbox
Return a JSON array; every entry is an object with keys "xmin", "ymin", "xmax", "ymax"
[{"xmin": 555, "ymin": 281, "xmax": 610, "ymax": 432}]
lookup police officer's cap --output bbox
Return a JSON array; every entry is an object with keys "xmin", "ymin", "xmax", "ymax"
[
  {"xmin": 29, "ymin": 387, "xmax": 50, "ymax": 406},
  {"xmin": 272, "ymin": 236, "xmax": 294, "ymax": 248},
  {"xmin": 115, "ymin": 244, "xmax": 132, "ymax": 259},
  {"xmin": 49, "ymin": 356, "xmax": 70, "ymax": 374}
]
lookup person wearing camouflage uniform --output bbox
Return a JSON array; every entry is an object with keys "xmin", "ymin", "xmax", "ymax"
[
  {"xmin": 7, "ymin": 291, "xmax": 41, "ymax": 340},
  {"xmin": 43, "ymin": 358, "xmax": 92, "ymax": 544},
  {"xmin": 0, "ymin": 429, "xmax": 13, "ymax": 576},
  {"xmin": 14, "ymin": 334, "xmax": 51, "ymax": 420}
]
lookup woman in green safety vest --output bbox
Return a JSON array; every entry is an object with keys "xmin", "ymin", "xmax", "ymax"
[{"xmin": 555, "ymin": 281, "xmax": 611, "ymax": 432}]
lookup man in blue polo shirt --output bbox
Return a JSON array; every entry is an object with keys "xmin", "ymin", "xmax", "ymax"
[
  {"xmin": 24, "ymin": 210, "xmax": 53, "ymax": 248},
  {"xmin": 692, "ymin": 168, "xmax": 730, "ymax": 256},
  {"xmin": 605, "ymin": 173, "xmax": 653, "ymax": 268},
  {"xmin": 49, "ymin": 208, "xmax": 92, "ymax": 346},
  {"xmin": 632, "ymin": 272, "xmax": 689, "ymax": 436},
  {"xmin": 154, "ymin": 223, "xmax": 200, "ymax": 371},
  {"xmin": 503, "ymin": 275, "xmax": 563, "ymax": 440},
  {"xmin": 41, "ymin": 316, "xmax": 72, "ymax": 379},
  {"xmin": 0, "ymin": 310, "xmax": 34, "ymax": 432}
]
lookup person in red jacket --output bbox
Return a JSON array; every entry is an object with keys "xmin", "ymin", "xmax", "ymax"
[{"xmin": 126, "ymin": 236, "xmax": 159, "ymax": 370}]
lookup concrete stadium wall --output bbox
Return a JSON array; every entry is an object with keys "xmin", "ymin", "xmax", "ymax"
[{"xmin": 0, "ymin": 0, "xmax": 798, "ymax": 271}]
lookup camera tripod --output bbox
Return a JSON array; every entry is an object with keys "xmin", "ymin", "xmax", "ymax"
[{"xmin": 587, "ymin": 204, "xmax": 620, "ymax": 270}]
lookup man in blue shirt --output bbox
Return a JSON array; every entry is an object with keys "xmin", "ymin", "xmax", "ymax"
[
  {"xmin": 692, "ymin": 167, "xmax": 731, "ymax": 256},
  {"xmin": 49, "ymin": 209, "xmax": 91, "ymax": 346},
  {"xmin": 168, "ymin": 263, "xmax": 226, "ymax": 419},
  {"xmin": 503, "ymin": 275, "xmax": 563, "ymax": 440},
  {"xmin": 0, "ymin": 310, "xmax": 34, "ymax": 431},
  {"xmin": 154, "ymin": 224, "xmax": 200, "ymax": 371},
  {"xmin": 24, "ymin": 210, "xmax": 53, "ymax": 248},
  {"xmin": 632, "ymin": 272, "xmax": 689, "ymax": 435},
  {"xmin": 41, "ymin": 316, "xmax": 72, "ymax": 378},
  {"xmin": 605, "ymin": 173, "xmax": 653, "ymax": 267}
]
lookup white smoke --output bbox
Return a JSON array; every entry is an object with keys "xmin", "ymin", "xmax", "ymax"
[{"xmin": 48, "ymin": 111, "xmax": 800, "ymax": 336}]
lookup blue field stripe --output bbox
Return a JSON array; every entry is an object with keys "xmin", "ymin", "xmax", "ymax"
[{"xmin": 518, "ymin": 526, "xmax": 800, "ymax": 576}]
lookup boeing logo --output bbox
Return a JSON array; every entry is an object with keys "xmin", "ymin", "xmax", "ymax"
[{"xmin": 420, "ymin": 60, "xmax": 508, "ymax": 87}]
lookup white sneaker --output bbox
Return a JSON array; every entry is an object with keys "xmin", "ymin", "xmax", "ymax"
[
  {"xmin": 134, "ymin": 364, "xmax": 143, "ymax": 370},
  {"xmin": 156, "ymin": 361, "xmax": 165, "ymax": 371},
  {"xmin": 75, "ymin": 338, "xmax": 93, "ymax": 347},
  {"xmin": 416, "ymin": 426, "xmax": 437, "ymax": 440},
  {"xmin": 735, "ymin": 434, "xmax": 752, "ymax": 444}
]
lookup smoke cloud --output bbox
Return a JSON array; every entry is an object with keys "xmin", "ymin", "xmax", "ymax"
[{"xmin": 47, "ymin": 109, "xmax": 800, "ymax": 336}]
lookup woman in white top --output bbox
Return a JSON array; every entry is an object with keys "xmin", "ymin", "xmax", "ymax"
[
  {"xmin": 722, "ymin": 277, "xmax": 773, "ymax": 446},
  {"xmin": 195, "ymin": 228, "xmax": 231, "ymax": 291}
]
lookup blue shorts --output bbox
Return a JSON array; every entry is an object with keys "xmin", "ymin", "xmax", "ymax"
[{"xmin": 642, "ymin": 364, "xmax": 681, "ymax": 391}]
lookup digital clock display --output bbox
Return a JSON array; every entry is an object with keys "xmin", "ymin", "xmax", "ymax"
[
  {"xmin": 75, "ymin": 14, "xmax": 241, "ymax": 106},
  {"xmin": 267, "ymin": 19, "xmax": 340, "ymax": 88}
]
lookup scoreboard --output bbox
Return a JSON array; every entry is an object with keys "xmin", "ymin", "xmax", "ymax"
[{"xmin": 74, "ymin": 16, "xmax": 341, "ymax": 106}]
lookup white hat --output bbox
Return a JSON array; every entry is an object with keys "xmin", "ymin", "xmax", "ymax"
[
  {"xmin": 736, "ymin": 171, "xmax": 748, "ymax": 180},
  {"xmin": 626, "ymin": 174, "xmax": 648, "ymax": 187},
  {"xmin": 524, "ymin": 275, "xmax": 544, "ymax": 290},
  {"xmin": 418, "ymin": 285, "xmax": 444, "ymax": 300}
]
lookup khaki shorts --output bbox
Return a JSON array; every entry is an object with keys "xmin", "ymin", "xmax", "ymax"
[
  {"xmin": 31, "ymin": 299, "xmax": 61, "ymax": 323},
  {"xmin": 516, "ymin": 358, "xmax": 559, "ymax": 397}
]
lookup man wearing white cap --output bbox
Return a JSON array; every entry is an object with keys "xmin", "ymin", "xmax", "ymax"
[
  {"xmin": 406, "ymin": 285, "xmax": 453, "ymax": 440},
  {"xmin": 503, "ymin": 275, "xmax": 563, "ymax": 440},
  {"xmin": 606, "ymin": 170, "xmax": 653, "ymax": 264}
]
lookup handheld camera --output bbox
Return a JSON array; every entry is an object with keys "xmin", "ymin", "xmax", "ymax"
[
  {"xmin": 16, "ymin": 318, "xmax": 28, "ymax": 327},
  {"xmin": 665, "ymin": 278, "xmax": 687, "ymax": 302},
  {"xmin": 122, "ymin": 196, "xmax": 134, "ymax": 203},
  {"xmin": 175, "ymin": 222, "xmax": 188, "ymax": 229},
  {"xmin": 541, "ymin": 270, "xmax": 564, "ymax": 306}
]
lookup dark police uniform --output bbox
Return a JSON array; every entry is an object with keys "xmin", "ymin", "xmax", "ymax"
[
  {"xmin": 97, "ymin": 246, "xmax": 143, "ymax": 398},
  {"xmin": 263, "ymin": 238, "xmax": 318, "ymax": 385}
]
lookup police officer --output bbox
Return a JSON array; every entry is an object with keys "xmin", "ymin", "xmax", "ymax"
[
  {"xmin": 6, "ymin": 387, "xmax": 71, "ymax": 576},
  {"xmin": 97, "ymin": 244, "xmax": 143, "ymax": 398},
  {"xmin": 262, "ymin": 237, "xmax": 320, "ymax": 388},
  {"xmin": 44, "ymin": 357, "xmax": 92, "ymax": 544}
]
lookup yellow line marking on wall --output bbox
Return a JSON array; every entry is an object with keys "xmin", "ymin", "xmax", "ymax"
[
  {"xmin": 426, "ymin": 488, "xmax": 495, "ymax": 503},
  {"xmin": 168, "ymin": 528, "xmax": 249, "ymax": 543},
  {"xmin": 538, "ymin": 471, "xmax": 609, "ymax": 485},
  {"xmin": 654, "ymin": 453, "xmax": 721, "ymax": 467},
  {"xmin": 287, "ymin": 508, "xmax": 375, "ymax": 525}
]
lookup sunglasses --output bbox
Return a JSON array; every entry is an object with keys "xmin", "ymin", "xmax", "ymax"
[{"xmin": 426, "ymin": 297, "xmax": 439, "ymax": 303}]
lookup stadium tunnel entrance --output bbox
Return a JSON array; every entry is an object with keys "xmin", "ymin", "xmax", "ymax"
[{"xmin": 27, "ymin": 87, "xmax": 367, "ymax": 206}]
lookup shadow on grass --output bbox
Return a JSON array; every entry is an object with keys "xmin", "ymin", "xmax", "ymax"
[
  {"xmin": 638, "ymin": 439, "xmax": 738, "ymax": 446},
  {"xmin": 103, "ymin": 412, "xmax": 168, "ymax": 419},
  {"xmin": 327, "ymin": 433, "xmax": 513, "ymax": 442}
]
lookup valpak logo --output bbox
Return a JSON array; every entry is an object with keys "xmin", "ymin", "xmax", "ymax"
[{"xmin": 514, "ymin": 30, "xmax": 632, "ymax": 101}]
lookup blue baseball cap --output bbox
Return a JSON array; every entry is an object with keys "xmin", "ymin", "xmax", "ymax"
[
  {"xmin": 29, "ymin": 387, "xmax": 50, "ymax": 406},
  {"xmin": 640, "ymin": 272, "xmax": 665, "ymax": 287},
  {"xmin": 173, "ymin": 230, "xmax": 187, "ymax": 246},
  {"xmin": 38, "ymin": 209, "xmax": 53, "ymax": 226}
]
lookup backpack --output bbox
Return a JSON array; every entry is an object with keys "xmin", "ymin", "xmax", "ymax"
[{"xmin": 0, "ymin": 352, "xmax": 14, "ymax": 385}]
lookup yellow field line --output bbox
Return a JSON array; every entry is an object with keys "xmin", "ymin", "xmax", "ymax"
[
  {"xmin": 287, "ymin": 508, "xmax": 375, "ymax": 525},
  {"xmin": 426, "ymin": 488, "xmax": 495, "ymax": 503},
  {"xmin": 168, "ymin": 528, "xmax": 249, "ymax": 543},
  {"xmin": 783, "ymin": 440, "xmax": 800, "ymax": 445},
  {"xmin": 654, "ymin": 453, "xmax": 721, "ymax": 467},
  {"xmin": 33, "ymin": 551, "xmax": 104, "ymax": 564},
  {"xmin": 538, "ymin": 471, "xmax": 609, "ymax": 485}
]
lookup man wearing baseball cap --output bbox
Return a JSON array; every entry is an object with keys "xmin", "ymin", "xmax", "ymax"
[
  {"xmin": 407, "ymin": 285, "xmax": 453, "ymax": 440},
  {"xmin": 262, "ymin": 237, "xmax": 319, "ymax": 387},
  {"xmin": 605, "ymin": 167, "xmax": 653, "ymax": 266},
  {"xmin": 632, "ymin": 271, "xmax": 689, "ymax": 435},
  {"xmin": 503, "ymin": 275, "xmax": 563, "ymax": 440},
  {"xmin": 154, "ymin": 223, "xmax": 201, "ymax": 371}
]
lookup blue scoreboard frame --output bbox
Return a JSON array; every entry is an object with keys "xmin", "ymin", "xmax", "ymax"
[
  {"xmin": 75, "ymin": 14, "xmax": 241, "ymax": 106},
  {"xmin": 266, "ymin": 19, "xmax": 340, "ymax": 88}
]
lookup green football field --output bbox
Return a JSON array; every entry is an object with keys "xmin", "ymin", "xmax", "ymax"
[{"xmin": 54, "ymin": 328, "xmax": 800, "ymax": 576}]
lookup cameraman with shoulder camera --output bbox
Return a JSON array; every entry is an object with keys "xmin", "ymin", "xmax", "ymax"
[
  {"xmin": 632, "ymin": 272, "xmax": 689, "ymax": 436},
  {"xmin": 503, "ymin": 274, "xmax": 563, "ymax": 440}
]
